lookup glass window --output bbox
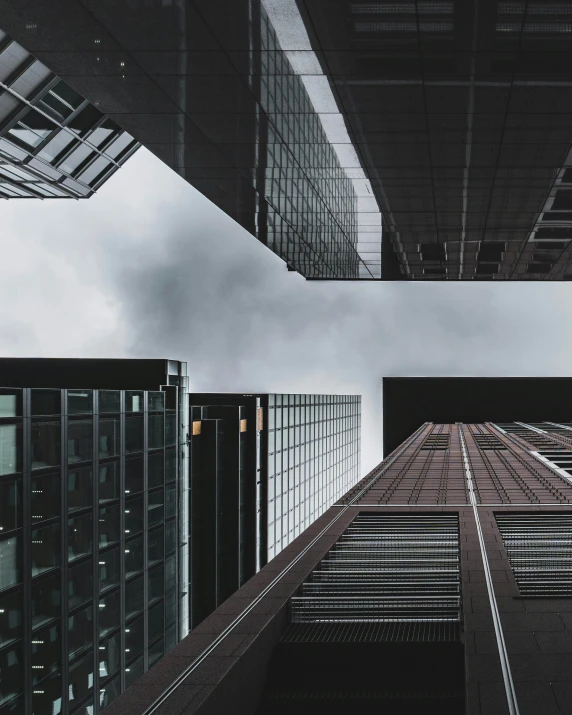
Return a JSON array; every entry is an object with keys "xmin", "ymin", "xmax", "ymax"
[
  {"xmin": 147, "ymin": 527, "xmax": 163, "ymax": 567},
  {"xmin": 125, "ymin": 455, "xmax": 143, "ymax": 496},
  {"xmin": 68, "ymin": 391, "xmax": 93, "ymax": 415},
  {"xmin": 77, "ymin": 156, "xmax": 112, "ymax": 187},
  {"xmin": 31, "ymin": 390, "xmax": 60, "ymax": 416},
  {"xmin": 149, "ymin": 637, "xmax": 164, "ymax": 667},
  {"xmin": 68, "ymin": 420, "xmax": 92, "ymax": 464},
  {"xmin": 59, "ymin": 142, "xmax": 93, "ymax": 175},
  {"xmin": 125, "ymin": 575, "xmax": 143, "ymax": 620},
  {"xmin": 125, "ymin": 416, "xmax": 143, "ymax": 454},
  {"xmin": 87, "ymin": 118, "xmax": 120, "ymax": 149},
  {"xmin": 8, "ymin": 109, "xmax": 55, "ymax": 148},
  {"xmin": 125, "ymin": 654, "xmax": 144, "ymax": 689},
  {"xmin": 99, "ymin": 505, "xmax": 119, "ymax": 548},
  {"xmin": 99, "ymin": 418, "xmax": 119, "ymax": 458},
  {"xmin": 99, "ymin": 631, "xmax": 120, "ymax": 681},
  {"xmin": 31, "ymin": 421, "xmax": 60, "ymax": 471},
  {"xmin": 31, "ymin": 471, "xmax": 59, "ymax": 523},
  {"xmin": 68, "ymin": 604, "xmax": 93, "ymax": 659},
  {"xmin": 0, "ymin": 391, "xmax": 20, "ymax": 418},
  {"xmin": 32, "ymin": 572, "xmax": 61, "ymax": 629},
  {"xmin": 124, "ymin": 614, "xmax": 143, "ymax": 663},
  {"xmin": 68, "ymin": 467, "xmax": 92, "ymax": 511},
  {"xmin": 31, "ymin": 523, "xmax": 60, "ymax": 576},
  {"xmin": 50, "ymin": 80, "xmax": 83, "ymax": 110},
  {"xmin": 165, "ymin": 518, "xmax": 176, "ymax": 556},
  {"xmin": 125, "ymin": 392, "xmax": 143, "ymax": 413},
  {"xmin": 148, "ymin": 564, "xmax": 164, "ymax": 604},
  {"xmin": 38, "ymin": 130, "xmax": 75, "ymax": 163},
  {"xmin": 148, "ymin": 451, "xmax": 164, "ymax": 489},
  {"xmin": 99, "ymin": 674, "xmax": 120, "ymax": 710},
  {"xmin": 68, "ymin": 559, "xmax": 92, "ymax": 610},
  {"xmin": 165, "ymin": 587, "xmax": 176, "ymax": 627},
  {"xmin": 68, "ymin": 104, "xmax": 102, "ymax": 137},
  {"xmin": 98, "ymin": 391, "xmax": 120, "ymax": 414},
  {"xmin": 165, "ymin": 449, "xmax": 176, "ymax": 483},
  {"xmin": 125, "ymin": 497, "xmax": 143, "ymax": 538},
  {"xmin": 148, "ymin": 490, "xmax": 164, "ymax": 527},
  {"xmin": 103, "ymin": 132, "xmax": 135, "ymax": 160},
  {"xmin": 148, "ymin": 392, "xmax": 164, "ymax": 412},
  {"xmin": 165, "ymin": 413, "xmax": 177, "ymax": 446},
  {"xmin": 165, "ymin": 555, "xmax": 175, "ymax": 591},
  {"xmin": 0, "ymin": 589, "xmax": 22, "ymax": 647},
  {"xmin": 68, "ymin": 512, "xmax": 92, "ymax": 562},
  {"xmin": 166, "ymin": 483, "xmax": 176, "ymax": 519},
  {"xmin": 148, "ymin": 600, "xmax": 164, "ymax": 644},
  {"xmin": 98, "ymin": 462, "xmax": 119, "ymax": 503},
  {"xmin": 98, "ymin": 547, "xmax": 119, "ymax": 594},
  {"xmin": 0, "ymin": 642, "xmax": 23, "ymax": 707},
  {"xmin": 68, "ymin": 651, "xmax": 94, "ymax": 707},
  {"xmin": 31, "ymin": 621, "xmax": 60, "ymax": 684},
  {"xmin": 98, "ymin": 590, "xmax": 119, "ymax": 638},
  {"xmin": 0, "ymin": 478, "xmax": 21, "ymax": 531},
  {"xmin": 148, "ymin": 414, "xmax": 164, "ymax": 450},
  {"xmin": 31, "ymin": 671, "xmax": 61, "ymax": 715},
  {"xmin": 124, "ymin": 536, "xmax": 143, "ymax": 579}
]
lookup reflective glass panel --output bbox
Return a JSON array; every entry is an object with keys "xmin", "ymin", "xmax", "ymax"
[
  {"xmin": 68, "ymin": 467, "xmax": 92, "ymax": 511},
  {"xmin": 148, "ymin": 414, "xmax": 164, "ymax": 450},
  {"xmin": 31, "ymin": 523, "xmax": 60, "ymax": 576},
  {"xmin": 31, "ymin": 621, "xmax": 60, "ymax": 684},
  {"xmin": 31, "ymin": 390, "xmax": 60, "ymax": 416},
  {"xmin": 31, "ymin": 572, "xmax": 61, "ymax": 629},
  {"xmin": 98, "ymin": 391, "xmax": 120, "ymax": 414},
  {"xmin": 31, "ymin": 671, "xmax": 61, "ymax": 715},
  {"xmin": 67, "ymin": 420, "xmax": 92, "ymax": 464},
  {"xmin": 68, "ymin": 604, "xmax": 93, "ymax": 659},
  {"xmin": 68, "ymin": 559, "xmax": 92, "ymax": 610},
  {"xmin": 0, "ymin": 424, "xmax": 20, "ymax": 477},
  {"xmin": 99, "ymin": 505, "xmax": 119, "ymax": 548},
  {"xmin": 98, "ymin": 462, "xmax": 119, "ymax": 503},
  {"xmin": 0, "ymin": 589, "xmax": 22, "ymax": 646},
  {"xmin": 125, "ymin": 392, "xmax": 143, "ymax": 413},
  {"xmin": 125, "ymin": 575, "xmax": 143, "ymax": 620},
  {"xmin": 31, "ymin": 471, "xmax": 59, "ymax": 523},
  {"xmin": 148, "ymin": 392, "xmax": 164, "ymax": 412},
  {"xmin": 165, "ymin": 413, "xmax": 177, "ymax": 446},
  {"xmin": 99, "ymin": 631, "xmax": 120, "ymax": 680},
  {"xmin": 148, "ymin": 564, "xmax": 164, "ymax": 604},
  {"xmin": 0, "ymin": 642, "xmax": 23, "ymax": 707},
  {"xmin": 125, "ymin": 496, "xmax": 143, "ymax": 538},
  {"xmin": 0, "ymin": 478, "xmax": 21, "ymax": 531},
  {"xmin": 148, "ymin": 600, "xmax": 164, "ymax": 644},
  {"xmin": 68, "ymin": 512, "xmax": 92, "ymax": 562},
  {"xmin": 99, "ymin": 418, "xmax": 119, "ymax": 458},
  {"xmin": 148, "ymin": 490, "xmax": 164, "ymax": 527},
  {"xmin": 148, "ymin": 636, "xmax": 164, "ymax": 667},
  {"xmin": 99, "ymin": 674, "xmax": 120, "ymax": 710},
  {"xmin": 98, "ymin": 547, "xmax": 119, "ymax": 594},
  {"xmin": 68, "ymin": 391, "xmax": 92, "ymax": 415},
  {"xmin": 165, "ymin": 449, "xmax": 176, "ymax": 483},
  {"xmin": 125, "ymin": 654, "xmax": 143, "ymax": 688},
  {"xmin": 31, "ymin": 421, "xmax": 60, "ymax": 470},
  {"xmin": 125, "ymin": 416, "xmax": 143, "ymax": 453},
  {"xmin": 68, "ymin": 651, "xmax": 94, "ymax": 706},
  {"xmin": 147, "ymin": 527, "xmax": 163, "ymax": 567},
  {"xmin": 124, "ymin": 536, "xmax": 143, "ymax": 579},
  {"xmin": 148, "ymin": 451, "xmax": 164, "ymax": 488},
  {"xmin": 124, "ymin": 615, "xmax": 143, "ymax": 662},
  {"xmin": 0, "ymin": 391, "xmax": 20, "ymax": 418},
  {"xmin": 98, "ymin": 590, "xmax": 119, "ymax": 638},
  {"xmin": 125, "ymin": 455, "xmax": 143, "ymax": 496}
]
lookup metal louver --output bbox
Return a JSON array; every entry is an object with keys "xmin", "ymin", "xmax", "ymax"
[
  {"xmin": 421, "ymin": 434, "xmax": 450, "ymax": 450},
  {"xmin": 290, "ymin": 514, "xmax": 461, "ymax": 627},
  {"xmin": 473, "ymin": 434, "xmax": 506, "ymax": 450},
  {"xmin": 496, "ymin": 513, "xmax": 572, "ymax": 596}
]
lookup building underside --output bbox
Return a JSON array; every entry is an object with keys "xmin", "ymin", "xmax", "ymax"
[{"xmin": 5, "ymin": 1, "xmax": 572, "ymax": 279}]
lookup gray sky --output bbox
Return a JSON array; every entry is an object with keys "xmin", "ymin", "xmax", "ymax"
[{"xmin": 3, "ymin": 148, "xmax": 572, "ymax": 473}]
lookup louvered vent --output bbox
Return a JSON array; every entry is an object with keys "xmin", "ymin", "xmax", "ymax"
[
  {"xmin": 496, "ymin": 513, "xmax": 572, "ymax": 597},
  {"xmin": 421, "ymin": 434, "xmax": 450, "ymax": 450},
  {"xmin": 473, "ymin": 435, "xmax": 506, "ymax": 450},
  {"xmin": 289, "ymin": 514, "xmax": 461, "ymax": 633}
]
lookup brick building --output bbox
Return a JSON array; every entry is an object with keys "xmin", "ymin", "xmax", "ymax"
[{"xmin": 102, "ymin": 420, "xmax": 572, "ymax": 715}]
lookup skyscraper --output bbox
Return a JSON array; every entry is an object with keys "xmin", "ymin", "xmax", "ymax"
[
  {"xmin": 0, "ymin": 358, "xmax": 188, "ymax": 715},
  {"xmin": 102, "ymin": 420, "xmax": 572, "ymax": 715},
  {"xmin": 0, "ymin": 28, "xmax": 139, "ymax": 199},
  {"xmin": 187, "ymin": 392, "xmax": 361, "ymax": 628}
]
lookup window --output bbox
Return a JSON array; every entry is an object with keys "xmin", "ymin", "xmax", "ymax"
[
  {"xmin": 68, "ymin": 604, "xmax": 93, "ymax": 658},
  {"xmin": 31, "ymin": 621, "xmax": 60, "ymax": 683},
  {"xmin": 125, "ymin": 392, "xmax": 143, "ymax": 413},
  {"xmin": 31, "ymin": 572, "xmax": 61, "ymax": 629},
  {"xmin": 68, "ymin": 651, "xmax": 94, "ymax": 706},
  {"xmin": 68, "ymin": 466, "xmax": 93, "ymax": 511},
  {"xmin": 125, "ymin": 496, "xmax": 143, "ymax": 538},
  {"xmin": 31, "ymin": 421, "xmax": 60, "ymax": 470},
  {"xmin": 125, "ymin": 535, "xmax": 143, "ymax": 579},
  {"xmin": 68, "ymin": 512, "xmax": 92, "ymax": 562},
  {"xmin": 99, "ymin": 418, "xmax": 119, "ymax": 458},
  {"xmin": 0, "ymin": 478, "xmax": 21, "ymax": 531},
  {"xmin": 99, "ymin": 505, "xmax": 119, "ymax": 548},
  {"xmin": 0, "ymin": 391, "xmax": 20, "ymax": 418},
  {"xmin": 148, "ymin": 392, "xmax": 165, "ymax": 412},
  {"xmin": 125, "ymin": 455, "xmax": 143, "ymax": 495},
  {"xmin": 99, "ymin": 632, "xmax": 121, "ymax": 680},
  {"xmin": 99, "ymin": 462, "xmax": 119, "ymax": 503},
  {"xmin": 148, "ymin": 451, "xmax": 164, "ymax": 488},
  {"xmin": 148, "ymin": 414, "xmax": 164, "ymax": 450},
  {"xmin": 0, "ymin": 589, "xmax": 22, "ymax": 646},
  {"xmin": 98, "ymin": 590, "xmax": 120, "ymax": 638},
  {"xmin": 68, "ymin": 391, "xmax": 93, "ymax": 415},
  {"xmin": 99, "ymin": 547, "xmax": 119, "ymax": 594},
  {"xmin": 148, "ymin": 527, "xmax": 164, "ymax": 567},
  {"xmin": 0, "ymin": 642, "xmax": 23, "ymax": 707},
  {"xmin": 125, "ymin": 416, "xmax": 143, "ymax": 453},
  {"xmin": 31, "ymin": 523, "xmax": 60, "ymax": 575},
  {"xmin": 99, "ymin": 391, "xmax": 120, "ymax": 413},
  {"xmin": 67, "ymin": 420, "xmax": 92, "ymax": 464},
  {"xmin": 125, "ymin": 575, "xmax": 143, "ymax": 619},
  {"xmin": 68, "ymin": 559, "xmax": 92, "ymax": 610}
]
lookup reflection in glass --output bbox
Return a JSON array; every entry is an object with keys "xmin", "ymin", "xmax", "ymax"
[
  {"xmin": 148, "ymin": 414, "xmax": 164, "ymax": 450},
  {"xmin": 68, "ymin": 605, "xmax": 93, "ymax": 659},
  {"xmin": 0, "ymin": 589, "xmax": 22, "ymax": 646},
  {"xmin": 125, "ymin": 575, "xmax": 144, "ymax": 620},
  {"xmin": 125, "ymin": 455, "xmax": 143, "ymax": 495},
  {"xmin": 99, "ymin": 547, "xmax": 120, "ymax": 594},
  {"xmin": 31, "ymin": 622, "xmax": 60, "ymax": 683},
  {"xmin": 68, "ymin": 512, "xmax": 92, "ymax": 562},
  {"xmin": 166, "ymin": 482, "xmax": 176, "ymax": 519},
  {"xmin": 0, "ymin": 478, "xmax": 21, "ymax": 531},
  {"xmin": 31, "ymin": 671, "xmax": 61, "ymax": 715},
  {"xmin": 148, "ymin": 451, "xmax": 164, "ymax": 488},
  {"xmin": 125, "ymin": 654, "xmax": 144, "ymax": 688},
  {"xmin": 149, "ymin": 636, "xmax": 164, "ymax": 667},
  {"xmin": 165, "ymin": 518, "xmax": 176, "ymax": 556},
  {"xmin": 32, "ymin": 572, "xmax": 61, "ymax": 629},
  {"xmin": 68, "ymin": 391, "xmax": 93, "ymax": 415},
  {"xmin": 67, "ymin": 420, "xmax": 92, "ymax": 464},
  {"xmin": 0, "ymin": 424, "xmax": 21, "ymax": 476},
  {"xmin": 125, "ymin": 536, "xmax": 143, "ymax": 579},
  {"xmin": 99, "ymin": 505, "xmax": 119, "ymax": 547},
  {"xmin": 68, "ymin": 651, "xmax": 94, "ymax": 706},
  {"xmin": 99, "ymin": 461, "xmax": 119, "ymax": 503},
  {"xmin": 124, "ymin": 615, "xmax": 143, "ymax": 663},
  {"xmin": 125, "ymin": 416, "xmax": 143, "ymax": 453},
  {"xmin": 148, "ymin": 564, "xmax": 164, "ymax": 605},
  {"xmin": 165, "ymin": 449, "xmax": 176, "ymax": 483},
  {"xmin": 31, "ymin": 471, "xmax": 59, "ymax": 523},
  {"xmin": 125, "ymin": 496, "xmax": 143, "ymax": 538},
  {"xmin": 148, "ymin": 527, "xmax": 164, "ymax": 567},
  {"xmin": 99, "ymin": 631, "xmax": 121, "ymax": 680},
  {"xmin": 125, "ymin": 391, "xmax": 143, "ymax": 413},
  {"xmin": 0, "ymin": 642, "xmax": 23, "ymax": 707},
  {"xmin": 68, "ymin": 559, "xmax": 92, "ymax": 610},
  {"xmin": 165, "ymin": 413, "xmax": 177, "ymax": 446},
  {"xmin": 68, "ymin": 466, "xmax": 93, "ymax": 511},
  {"xmin": 31, "ymin": 523, "xmax": 60, "ymax": 575},
  {"xmin": 148, "ymin": 392, "xmax": 164, "ymax": 412},
  {"xmin": 98, "ymin": 590, "xmax": 119, "ymax": 638},
  {"xmin": 166, "ymin": 587, "xmax": 177, "ymax": 628},
  {"xmin": 148, "ymin": 599, "xmax": 164, "ymax": 644},
  {"xmin": 99, "ymin": 418, "xmax": 119, "ymax": 458},
  {"xmin": 31, "ymin": 390, "xmax": 60, "ymax": 416},
  {"xmin": 99, "ymin": 674, "xmax": 120, "ymax": 710},
  {"xmin": 148, "ymin": 490, "xmax": 164, "ymax": 527},
  {"xmin": 31, "ymin": 421, "xmax": 60, "ymax": 470},
  {"xmin": 99, "ymin": 391, "xmax": 120, "ymax": 413},
  {"xmin": 0, "ymin": 391, "xmax": 20, "ymax": 417}
]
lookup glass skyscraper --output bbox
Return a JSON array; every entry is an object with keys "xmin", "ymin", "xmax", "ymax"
[
  {"xmin": 0, "ymin": 28, "xmax": 138, "ymax": 199},
  {"xmin": 0, "ymin": 359, "xmax": 188, "ymax": 715}
]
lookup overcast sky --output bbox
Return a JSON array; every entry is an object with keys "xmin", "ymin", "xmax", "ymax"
[{"xmin": 3, "ymin": 148, "xmax": 572, "ymax": 473}]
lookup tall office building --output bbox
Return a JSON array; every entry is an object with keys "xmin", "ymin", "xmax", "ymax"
[
  {"xmin": 104, "ymin": 420, "xmax": 572, "ymax": 715},
  {"xmin": 0, "ymin": 358, "xmax": 189, "ymax": 715},
  {"xmin": 0, "ymin": 28, "xmax": 139, "ymax": 198},
  {"xmin": 187, "ymin": 392, "xmax": 361, "ymax": 628}
]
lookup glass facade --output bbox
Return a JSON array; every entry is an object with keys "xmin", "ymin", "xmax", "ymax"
[
  {"xmin": 0, "ymin": 28, "xmax": 138, "ymax": 199},
  {"xmin": 266, "ymin": 394, "xmax": 361, "ymax": 559},
  {"xmin": 0, "ymin": 384, "xmax": 185, "ymax": 715}
]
